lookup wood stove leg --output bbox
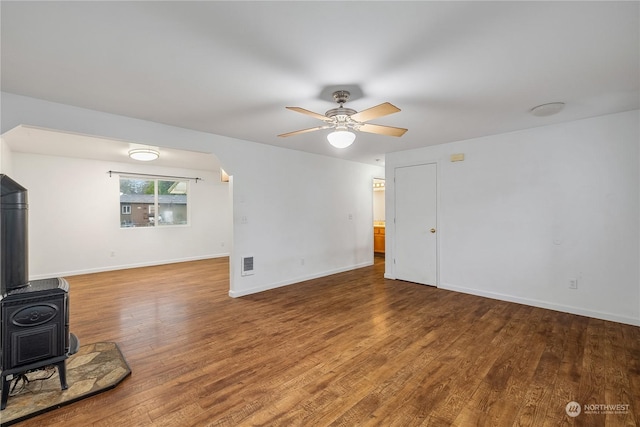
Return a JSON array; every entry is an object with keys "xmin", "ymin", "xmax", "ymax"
[
  {"xmin": 1, "ymin": 374, "xmax": 9, "ymax": 410},
  {"xmin": 56, "ymin": 361, "xmax": 68, "ymax": 390}
]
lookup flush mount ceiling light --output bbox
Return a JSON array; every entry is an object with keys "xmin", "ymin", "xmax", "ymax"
[
  {"xmin": 128, "ymin": 148, "xmax": 159, "ymax": 161},
  {"xmin": 530, "ymin": 102, "xmax": 565, "ymax": 117}
]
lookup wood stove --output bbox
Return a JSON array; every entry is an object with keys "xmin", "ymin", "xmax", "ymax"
[{"xmin": 0, "ymin": 175, "xmax": 78, "ymax": 410}]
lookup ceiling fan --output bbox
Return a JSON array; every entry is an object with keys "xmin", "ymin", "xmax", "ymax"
[{"xmin": 278, "ymin": 90, "xmax": 408, "ymax": 148}]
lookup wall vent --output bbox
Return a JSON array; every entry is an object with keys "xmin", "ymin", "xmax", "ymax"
[{"xmin": 241, "ymin": 256, "xmax": 254, "ymax": 276}]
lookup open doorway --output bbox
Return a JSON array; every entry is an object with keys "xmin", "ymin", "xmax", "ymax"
[{"xmin": 373, "ymin": 178, "xmax": 385, "ymax": 259}]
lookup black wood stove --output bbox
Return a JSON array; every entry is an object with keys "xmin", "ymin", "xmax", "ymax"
[{"xmin": 0, "ymin": 175, "xmax": 79, "ymax": 410}]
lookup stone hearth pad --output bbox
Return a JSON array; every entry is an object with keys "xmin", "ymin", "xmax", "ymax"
[{"xmin": 1, "ymin": 342, "xmax": 130, "ymax": 426}]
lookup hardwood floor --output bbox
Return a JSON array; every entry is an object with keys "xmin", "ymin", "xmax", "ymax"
[{"xmin": 8, "ymin": 257, "xmax": 639, "ymax": 426}]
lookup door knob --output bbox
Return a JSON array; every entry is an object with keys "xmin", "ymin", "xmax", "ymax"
[{"xmin": 430, "ymin": 228, "xmax": 436, "ymax": 233}]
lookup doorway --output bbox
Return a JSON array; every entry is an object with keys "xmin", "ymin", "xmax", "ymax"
[
  {"xmin": 394, "ymin": 163, "xmax": 437, "ymax": 285},
  {"xmin": 373, "ymin": 178, "xmax": 385, "ymax": 258}
]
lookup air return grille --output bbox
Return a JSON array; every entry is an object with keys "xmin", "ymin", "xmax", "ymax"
[{"xmin": 241, "ymin": 256, "xmax": 254, "ymax": 276}]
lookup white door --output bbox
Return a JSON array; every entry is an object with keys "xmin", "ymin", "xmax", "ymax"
[{"xmin": 394, "ymin": 163, "xmax": 437, "ymax": 285}]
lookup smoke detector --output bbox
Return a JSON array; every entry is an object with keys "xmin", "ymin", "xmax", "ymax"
[{"xmin": 530, "ymin": 102, "xmax": 565, "ymax": 117}]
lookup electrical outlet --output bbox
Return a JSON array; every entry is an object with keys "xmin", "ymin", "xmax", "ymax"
[{"xmin": 569, "ymin": 278, "xmax": 578, "ymax": 289}]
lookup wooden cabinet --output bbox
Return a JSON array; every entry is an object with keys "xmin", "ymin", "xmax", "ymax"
[{"xmin": 374, "ymin": 226, "xmax": 385, "ymax": 253}]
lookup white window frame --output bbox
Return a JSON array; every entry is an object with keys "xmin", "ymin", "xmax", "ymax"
[{"xmin": 119, "ymin": 176, "xmax": 190, "ymax": 228}]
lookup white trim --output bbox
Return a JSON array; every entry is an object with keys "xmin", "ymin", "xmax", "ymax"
[
  {"xmin": 229, "ymin": 261, "xmax": 373, "ymax": 298},
  {"xmin": 439, "ymin": 281, "xmax": 640, "ymax": 327},
  {"xmin": 28, "ymin": 253, "xmax": 229, "ymax": 280}
]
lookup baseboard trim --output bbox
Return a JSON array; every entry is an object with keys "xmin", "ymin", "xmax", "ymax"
[
  {"xmin": 229, "ymin": 261, "xmax": 374, "ymax": 298},
  {"xmin": 438, "ymin": 282, "xmax": 640, "ymax": 327},
  {"xmin": 29, "ymin": 253, "xmax": 230, "ymax": 280}
]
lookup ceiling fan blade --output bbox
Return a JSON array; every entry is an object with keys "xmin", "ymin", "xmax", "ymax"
[
  {"xmin": 350, "ymin": 102, "xmax": 400, "ymax": 123},
  {"xmin": 286, "ymin": 106, "xmax": 329, "ymax": 122},
  {"xmin": 278, "ymin": 125, "xmax": 329, "ymax": 138},
  {"xmin": 358, "ymin": 123, "xmax": 408, "ymax": 137}
]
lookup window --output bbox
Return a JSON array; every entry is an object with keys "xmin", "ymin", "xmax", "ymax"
[{"xmin": 119, "ymin": 177, "xmax": 188, "ymax": 228}]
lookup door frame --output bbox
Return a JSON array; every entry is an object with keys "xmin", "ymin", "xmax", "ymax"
[
  {"xmin": 372, "ymin": 177, "xmax": 386, "ymax": 257},
  {"xmin": 386, "ymin": 160, "xmax": 441, "ymax": 287}
]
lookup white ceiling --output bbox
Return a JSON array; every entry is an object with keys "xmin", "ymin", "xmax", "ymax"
[
  {"xmin": 1, "ymin": 1, "xmax": 638, "ymax": 166},
  {"xmin": 2, "ymin": 125, "xmax": 220, "ymax": 171}
]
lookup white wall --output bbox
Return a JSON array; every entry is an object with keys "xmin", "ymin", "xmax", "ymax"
[
  {"xmin": 11, "ymin": 152, "xmax": 230, "ymax": 278},
  {"xmin": 1, "ymin": 92, "xmax": 383, "ymax": 295},
  {"xmin": 0, "ymin": 136, "xmax": 13, "ymax": 175},
  {"xmin": 386, "ymin": 110, "xmax": 640, "ymax": 326},
  {"xmin": 226, "ymin": 141, "xmax": 381, "ymax": 296}
]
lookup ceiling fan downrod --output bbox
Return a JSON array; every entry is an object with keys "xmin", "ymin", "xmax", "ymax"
[
  {"xmin": 326, "ymin": 91, "xmax": 357, "ymax": 121},
  {"xmin": 332, "ymin": 90, "xmax": 350, "ymax": 106}
]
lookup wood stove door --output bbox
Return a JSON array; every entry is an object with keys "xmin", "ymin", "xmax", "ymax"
[{"xmin": 1, "ymin": 291, "xmax": 66, "ymax": 370}]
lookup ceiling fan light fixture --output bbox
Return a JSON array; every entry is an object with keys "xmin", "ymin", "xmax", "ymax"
[
  {"xmin": 279, "ymin": 89, "xmax": 407, "ymax": 141},
  {"xmin": 327, "ymin": 130, "xmax": 355, "ymax": 148},
  {"xmin": 129, "ymin": 148, "xmax": 160, "ymax": 161}
]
